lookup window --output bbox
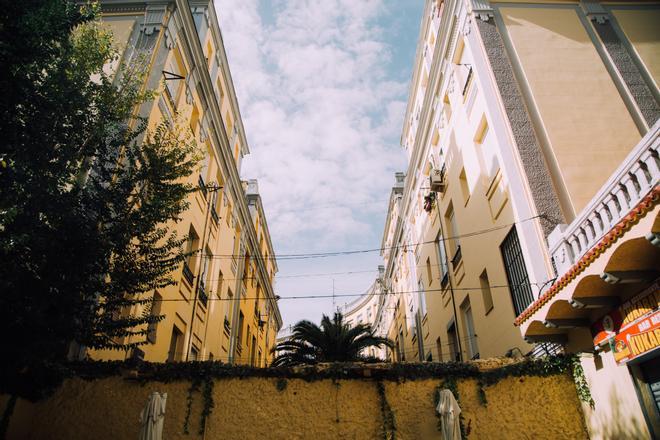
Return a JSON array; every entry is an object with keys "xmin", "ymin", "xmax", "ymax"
[
  {"xmin": 206, "ymin": 40, "xmax": 213, "ymax": 68},
  {"xmin": 199, "ymin": 246, "xmax": 212, "ymax": 306},
  {"xmin": 190, "ymin": 104, "xmax": 200, "ymax": 137},
  {"xmin": 237, "ymin": 311, "xmax": 245, "ymax": 346},
  {"xmin": 190, "ymin": 346, "xmax": 199, "ymax": 361},
  {"xmin": 445, "ymin": 203, "xmax": 461, "ymax": 267},
  {"xmin": 418, "ymin": 279, "xmax": 427, "ymax": 317},
  {"xmin": 436, "ymin": 232, "xmax": 449, "ymax": 286},
  {"xmin": 500, "ymin": 227, "xmax": 534, "ymax": 316},
  {"xmin": 216, "ymin": 77, "xmax": 225, "ymax": 103},
  {"xmin": 164, "ymin": 54, "xmax": 183, "ymax": 105},
  {"xmin": 459, "ymin": 168, "xmax": 469, "ymax": 204},
  {"xmin": 426, "ymin": 257, "xmax": 433, "ymax": 285},
  {"xmin": 225, "ymin": 110, "xmax": 233, "ymax": 136},
  {"xmin": 399, "ymin": 330, "xmax": 405, "ymax": 361},
  {"xmin": 167, "ymin": 325, "xmax": 184, "ymax": 362},
  {"xmin": 436, "ymin": 337, "xmax": 443, "ymax": 362},
  {"xmin": 147, "ymin": 291, "xmax": 162, "ymax": 344},
  {"xmin": 250, "ymin": 335, "xmax": 257, "ymax": 366},
  {"xmin": 226, "ymin": 201, "xmax": 233, "ymax": 226},
  {"xmin": 217, "ymin": 269, "xmax": 224, "ymax": 297},
  {"xmin": 199, "ymin": 148, "xmax": 209, "ymax": 194},
  {"xmin": 210, "ymin": 187, "xmax": 220, "ymax": 222},
  {"xmin": 461, "ymin": 298, "xmax": 479, "ymax": 360},
  {"xmin": 183, "ymin": 226, "xmax": 199, "ymax": 284},
  {"xmin": 480, "ymin": 269, "xmax": 494, "ymax": 314},
  {"xmin": 447, "ymin": 322, "xmax": 460, "ymax": 361}
]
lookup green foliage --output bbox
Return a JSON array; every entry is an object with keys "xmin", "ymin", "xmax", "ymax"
[
  {"xmin": 0, "ymin": 0, "xmax": 199, "ymax": 392},
  {"xmin": 275, "ymin": 378, "xmax": 288, "ymax": 391},
  {"xmin": 571, "ymin": 357, "xmax": 595, "ymax": 408},
  {"xmin": 182, "ymin": 378, "xmax": 200, "ymax": 435},
  {"xmin": 271, "ymin": 312, "xmax": 394, "ymax": 367},
  {"xmin": 199, "ymin": 377, "xmax": 215, "ymax": 435},
  {"xmin": 376, "ymin": 381, "xmax": 396, "ymax": 440}
]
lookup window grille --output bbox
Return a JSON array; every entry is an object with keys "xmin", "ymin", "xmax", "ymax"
[{"xmin": 500, "ymin": 227, "xmax": 534, "ymax": 316}]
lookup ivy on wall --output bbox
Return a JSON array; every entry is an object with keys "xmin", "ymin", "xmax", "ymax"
[
  {"xmin": 376, "ymin": 381, "xmax": 396, "ymax": 440},
  {"xmin": 0, "ymin": 354, "xmax": 595, "ymax": 437}
]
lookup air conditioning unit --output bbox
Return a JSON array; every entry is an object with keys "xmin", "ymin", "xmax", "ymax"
[{"xmin": 429, "ymin": 167, "xmax": 446, "ymax": 193}]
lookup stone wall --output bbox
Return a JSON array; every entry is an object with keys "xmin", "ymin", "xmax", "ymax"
[{"xmin": 2, "ymin": 360, "xmax": 589, "ymax": 439}]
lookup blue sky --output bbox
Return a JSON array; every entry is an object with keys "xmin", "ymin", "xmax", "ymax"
[{"xmin": 214, "ymin": 0, "xmax": 425, "ymax": 329}]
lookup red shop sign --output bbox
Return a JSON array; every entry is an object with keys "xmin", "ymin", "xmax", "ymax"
[
  {"xmin": 611, "ymin": 308, "xmax": 660, "ymax": 364},
  {"xmin": 591, "ymin": 282, "xmax": 659, "ymax": 347}
]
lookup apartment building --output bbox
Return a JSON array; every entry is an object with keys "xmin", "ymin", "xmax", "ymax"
[
  {"xmin": 374, "ymin": 0, "xmax": 658, "ymax": 365},
  {"xmin": 91, "ymin": 0, "xmax": 282, "ymax": 366},
  {"xmin": 372, "ymin": 0, "xmax": 659, "ymax": 437}
]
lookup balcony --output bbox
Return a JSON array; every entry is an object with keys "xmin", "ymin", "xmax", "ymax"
[
  {"xmin": 182, "ymin": 262, "xmax": 194, "ymax": 285},
  {"xmin": 549, "ymin": 121, "xmax": 660, "ymax": 278}
]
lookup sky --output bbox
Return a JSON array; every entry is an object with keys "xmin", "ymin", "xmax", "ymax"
[{"xmin": 214, "ymin": 0, "xmax": 425, "ymax": 330}]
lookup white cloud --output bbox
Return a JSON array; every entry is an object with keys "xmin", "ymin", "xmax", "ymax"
[{"xmin": 215, "ymin": 0, "xmax": 413, "ymax": 326}]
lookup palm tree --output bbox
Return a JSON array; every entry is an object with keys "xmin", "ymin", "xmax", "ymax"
[{"xmin": 271, "ymin": 312, "xmax": 393, "ymax": 367}]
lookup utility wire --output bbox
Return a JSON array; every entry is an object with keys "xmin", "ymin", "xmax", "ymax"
[
  {"xmin": 149, "ymin": 283, "xmax": 536, "ymax": 303},
  {"xmin": 191, "ymin": 215, "xmax": 541, "ymax": 260}
]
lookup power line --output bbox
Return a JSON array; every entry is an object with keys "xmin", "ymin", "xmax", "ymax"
[
  {"xmin": 149, "ymin": 282, "xmax": 535, "ymax": 303},
  {"xmin": 190, "ymin": 215, "xmax": 541, "ymax": 261}
]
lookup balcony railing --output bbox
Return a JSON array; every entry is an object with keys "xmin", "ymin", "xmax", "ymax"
[{"xmin": 549, "ymin": 121, "xmax": 659, "ymax": 277}]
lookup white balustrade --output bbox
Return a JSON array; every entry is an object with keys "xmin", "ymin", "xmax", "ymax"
[{"xmin": 549, "ymin": 121, "xmax": 660, "ymax": 276}]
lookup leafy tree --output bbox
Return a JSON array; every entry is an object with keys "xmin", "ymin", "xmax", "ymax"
[
  {"xmin": 271, "ymin": 312, "xmax": 393, "ymax": 367},
  {"xmin": 0, "ymin": 0, "xmax": 200, "ymax": 388}
]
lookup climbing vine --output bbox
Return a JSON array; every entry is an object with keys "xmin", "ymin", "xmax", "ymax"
[
  {"xmin": 0, "ymin": 354, "xmax": 595, "ymax": 436},
  {"xmin": 571, "ymin": 357, "xmax": 594, "ymax": 408},
  {"xmin": 199, "ymin": 377, "xmax": 215, "ymax": 435},
  {"xmin": 182, "ymin": 378, "xmax": 200, "ymax": 434},
  {"xmin": 376, "ymin": 381, "xmax": 396, "ymax": 440}
]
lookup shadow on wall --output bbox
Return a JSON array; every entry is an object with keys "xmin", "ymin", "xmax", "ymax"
[{"xmin": 588, "ymin": 388, "xmax": 650, "ymax": 440}]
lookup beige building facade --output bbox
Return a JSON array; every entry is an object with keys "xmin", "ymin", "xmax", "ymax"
[
  {"xmin": 90, "ymin": 0, "xmax": 282, "ymax": 366},
  {"xmin": 365, "ymin": 0, "xmax": 659, "ymax": 438}
]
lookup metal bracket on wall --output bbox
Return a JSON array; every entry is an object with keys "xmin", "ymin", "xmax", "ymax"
[
  {"xmin": 162, "ymin": 70, "xmax": 185, "ymax": 81},
  {"xmin": 470, "ymin": 0, "xmax": 494, "ymax": 21},
  {"xmin": 580, "ymin": 0, "xmax": 610, "ymax": 24}
]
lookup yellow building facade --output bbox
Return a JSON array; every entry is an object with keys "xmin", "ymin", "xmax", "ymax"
[{"xmin": 91, "ymin": 0, "xmax": 281, "ymax": 366}]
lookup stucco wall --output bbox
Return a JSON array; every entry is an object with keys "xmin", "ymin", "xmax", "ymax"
[
  {"xmin": 499, "ymin": 6, "xmax": 642, "ymax": 214},
  {"xmin": 3, "ymin": 368, "xmax": 588, "ymax": 439}
]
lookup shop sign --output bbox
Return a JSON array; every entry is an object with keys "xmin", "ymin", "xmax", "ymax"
[
  {"xmin": 611, "ymin": 308, "xmax": 660, "ymax": 364},
  {"xmin": 591, "ymin": 282, "xmax": 659, "ymax": 357}
]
